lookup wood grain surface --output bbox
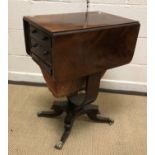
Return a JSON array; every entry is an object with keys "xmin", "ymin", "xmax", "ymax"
[{"xmin": 23, "ymin": 11, "xmax": 140, "ymax": 96}]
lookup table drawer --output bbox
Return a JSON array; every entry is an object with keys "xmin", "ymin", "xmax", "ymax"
[
  {"xmin": 31, "ymin": 38, "xmax": 52, "ymax": 66},
  {"xmin": 30, "ymin": 24, "xmax": 51, "ymax": 49},
  {"xmin": 32, "ymin": 53, "xmax": 52, "ymax": 75}
]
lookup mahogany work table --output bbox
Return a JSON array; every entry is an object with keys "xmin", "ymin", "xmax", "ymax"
[{"xmin": 23, "ymin": 11, "xmax": 140, "ymax": 149}]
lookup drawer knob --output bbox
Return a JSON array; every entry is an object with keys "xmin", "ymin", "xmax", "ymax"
[
  {"xmin": 42, "ymin": 36, "xmax": 49, "ymax": 41},
  {"xmin": 32, "ymin": 29, "xmax": 37, "ymax": 33},
  {"xmin": 32, "ymin": 43, "xmax": 38, "ymax": 47},
  {"xmin": 43, "ymin": 50, "xmax": 48, "ymax": 55}
]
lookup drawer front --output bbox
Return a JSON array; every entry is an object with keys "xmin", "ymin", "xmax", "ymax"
[
  {"xmin": 30, "ymin": 25, "xmax": 51, "ymax": 49},
  {"xmin": 31, "ymin": 38, "xmax": 51, "ymax": 66},
  {"xmin": 32, "ymin": 53, "xmax": 52, "ymax": 75}
]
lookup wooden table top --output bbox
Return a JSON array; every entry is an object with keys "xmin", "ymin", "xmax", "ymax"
[{"xmin": 24, "ymin": 11, "xmax": 138, "ymax": 33}]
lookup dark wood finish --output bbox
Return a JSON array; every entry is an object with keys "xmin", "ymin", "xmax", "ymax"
[
  {"xmin": 38, "ymin": 99, "xmax": 114, "ymax": 150},
  {"xmin": 23, "ymin": 12, "xmax": 140, "ymax": 82},
  {"xmin": 53, "ymin": 23, "xmax": 139, "ymax": 81},
  {"xmin": 24, "ymin": 12, "xmax": 138, "ymax": 33},
  {"xmin": 23, "ymin": 11, "xmax": 140, "ymax": 150}
]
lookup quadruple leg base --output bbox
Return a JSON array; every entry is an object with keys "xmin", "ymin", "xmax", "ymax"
[{"xmin": 37, "ymin": 101, "xmax": 114, "ymax": 150}]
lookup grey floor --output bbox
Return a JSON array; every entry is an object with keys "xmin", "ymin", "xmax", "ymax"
[{"xmin": 9, "ymin": 84, "xmax": 147, "ymax": 155}]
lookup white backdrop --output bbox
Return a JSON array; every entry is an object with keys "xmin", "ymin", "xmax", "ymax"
[{"xmin": 8, "ymin": 0, "xmax": 147, "ymax": 92}]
